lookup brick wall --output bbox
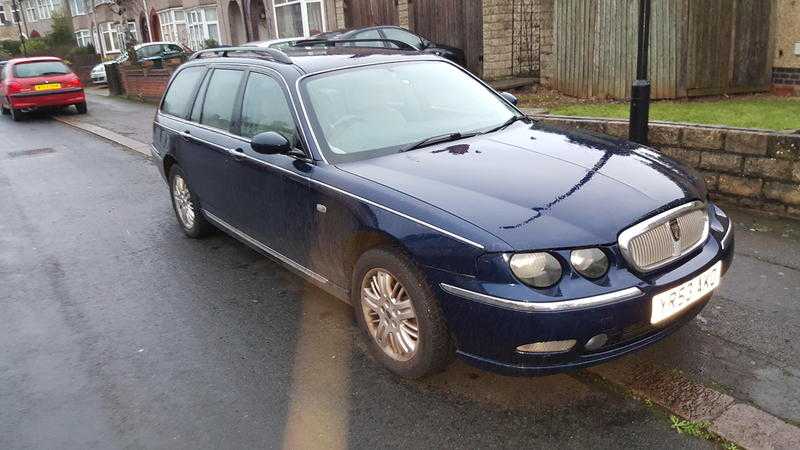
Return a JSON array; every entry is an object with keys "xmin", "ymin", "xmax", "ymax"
[
  {"xmin": 118, "ymin": 60, "xmax": 182, "ymax": 103},
  {"xmin": 482, "ymin": 0, "xmax": 553, "ymax": 81},
  {"xmin": 773, "ymin": 67, "xmax": 800, "ymax": 96},
  {"xmin": 529, "ymin": 115, "xmax": 800, "ymax": 219}
]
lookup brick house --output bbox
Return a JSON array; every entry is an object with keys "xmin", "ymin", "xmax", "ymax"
[{"xmin": 0, "ymin": 0, "xmax": 70, "ymax": 40}]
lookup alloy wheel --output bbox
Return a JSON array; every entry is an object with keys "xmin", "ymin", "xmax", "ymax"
[
  {"xmin": 361, "ymin": 268, "xmax": 419, "ymax": 361},
  {"xmin": 172, "ymin": 175, "xmax": 195, "ymax": 229}
]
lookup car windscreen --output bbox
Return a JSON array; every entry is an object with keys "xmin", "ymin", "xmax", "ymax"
[
  {"xmin": 13, "ymin": 61, "xmax": 71, "ymax": 78},
  {"xmin": 299, "ymin": 61, "xmax": 517, "ymax": 163}
]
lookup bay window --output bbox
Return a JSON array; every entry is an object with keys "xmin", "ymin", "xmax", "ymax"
[
  {"xmin": 36, "ymin": 0, "xmax": 58, "ymax": 20},
  {"xmin": 75, "ymin": 29, "xmax": 91, "ymax": 47},
  {"xmin": 158, "ymin": 9, "xmax": 187, "ymax": 45},
  {"xmin": 186, "ymin": 7, "xmax": 219, "ymax": 50},
  {"xmin": 274, "ymin": 0, "xmax": 325, "ymax": 39},
  {"xmin": 25, "ymin": 1, "xmax": 37, "ymax": 22},
  {"xmin": 100, "ymin": 21, "xmax": 120, "ymax": 53},
  {"xmin": 69, "ymin": 0, "xmax": 87, "ymax": 16}
]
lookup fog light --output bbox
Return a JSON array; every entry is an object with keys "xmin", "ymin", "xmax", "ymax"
[
  {"xmin": 584, "ymin": 333, "xmax": 608, "ymax": 351},
  {"xmin": 516, "ymin": 339, "xmax": 576, "ymax": 354}
]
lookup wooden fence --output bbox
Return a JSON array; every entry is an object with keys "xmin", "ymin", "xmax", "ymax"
[{"xmin": 553, "ymin": 0, "xmax": 775, "ymax": 99}]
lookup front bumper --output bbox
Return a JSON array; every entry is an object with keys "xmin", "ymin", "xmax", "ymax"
[
  {"xmin": 429, "ymin": 204, "xmax": 735, "ymax": 376},
  {"xmin": 9, "ymin": 88, "xmax": 85, "ymax": 110}
]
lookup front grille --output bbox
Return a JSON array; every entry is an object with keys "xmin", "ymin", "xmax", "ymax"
[{"xmin": 619, "ymin": 201, "xmax": 709, "ymax": 272}]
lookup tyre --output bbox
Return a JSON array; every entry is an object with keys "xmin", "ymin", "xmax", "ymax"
[
  {"xmin": 352, "ymin": 247, "xmax": 455, "ymax": 379},
  {"xmin": 168, "ymin": 165, "xmax": 214, "ymax": 238},
  {"xmin": 75, "ymin": 102, "xmax": 87, "ymax": 114}
]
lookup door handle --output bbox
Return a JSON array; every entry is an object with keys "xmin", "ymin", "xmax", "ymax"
[
  {"xmin": 181, "ymin": 130, "xmax": 192, "ymax": 142},
  {"xmin": 231, "ymin": 147, "xmax": 245, "ymax": 161}
]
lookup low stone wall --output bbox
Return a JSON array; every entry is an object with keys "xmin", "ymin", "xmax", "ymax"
[{"xmin": 530, "ymin": 115, "xmax": 800, "ymax": 219}]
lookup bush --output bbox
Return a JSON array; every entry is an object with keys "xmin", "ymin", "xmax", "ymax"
[
  {"xmin": 0, "ymin": 48, "xmax": 11, "ymax": 60},
  {"xmin": 0, "ymin": 40, "xmax": 22, "ymax": 56},
  {"xmin": 203, "ymin": 39, "xmax": 219, "ymax": 49},
  {"xmin": 25, "ymin": 38, "xmax": 50, "ymax": 56}
]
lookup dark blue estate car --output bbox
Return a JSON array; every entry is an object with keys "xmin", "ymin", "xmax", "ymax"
[{"xmin": 152, "ymin": 46, "xmax": 734, "ymax": 379}]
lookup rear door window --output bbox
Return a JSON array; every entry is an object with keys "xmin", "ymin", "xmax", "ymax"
[
  {"xmin": 13, "ymin": 61, "xmax": 71, "ymax": 78},
  {"xmin": 381, "ymin": 28, "xmax": 422, "ymax": 49},
  {"xmin": 199, "ymin": 69, "xmax": 243, "ymax": 131},
  {"xmin": 239, "ymin": 72, "xmax": 297, "ymax": 143},
  {"xmin": 161, "ymin": 66, "xmax": 205, "ymax": 118},
  {"xmin": 349, "ymin": 29, "xmax": 383, "ymax": 48}
]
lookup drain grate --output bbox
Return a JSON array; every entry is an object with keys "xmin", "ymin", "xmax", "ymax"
[{"xmin": 6, "ymin": 147, "xmax": 57, "ymax": 158}]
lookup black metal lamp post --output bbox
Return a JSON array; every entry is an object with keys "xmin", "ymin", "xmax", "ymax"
[
  {"xmin": 11, "ymin": 0, "xmax": 27, "ymax": 56},
  {"xmin": 629, "ymin": 0, "xmax": 652, "ymax": 145}
]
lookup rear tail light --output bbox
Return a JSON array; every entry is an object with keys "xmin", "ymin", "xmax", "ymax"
[
  {"xmin": 6, "ymin": 81, "xmax": 22, "ymax": 94},
  {"xmin": 64, "ymin": 76, "xmax": 82, "ymax": 88}
]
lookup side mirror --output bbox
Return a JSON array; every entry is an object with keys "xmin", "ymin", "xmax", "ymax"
[
  {"xmin": 499, "ymin": 91, "xmax": 518, "ymax": 106},
  {"xmin": 251, "ymin": 131, "xmax": 291, "ymax": 155}
]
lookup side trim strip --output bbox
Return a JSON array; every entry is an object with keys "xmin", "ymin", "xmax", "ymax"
[
  {"xmin": 440, "ymin": 284, "xmax": 643, "ymax": 312},
  {"xmin": 203, "ymin": 210, "xmax": 328, "ymax": 284}
]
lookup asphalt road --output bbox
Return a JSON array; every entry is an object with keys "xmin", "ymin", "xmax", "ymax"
[{"xmin": 0, "ymin": 113, "xmax": 722, "ymax": 448}]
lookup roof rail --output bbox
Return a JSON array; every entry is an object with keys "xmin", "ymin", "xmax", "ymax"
[
  {"xmin": 189, "ymin": 47, "xmax": 293, "ymax": 64},
  {"xmin": 291, "ymin": 38, "xmax": 418, "ymax": 51}
]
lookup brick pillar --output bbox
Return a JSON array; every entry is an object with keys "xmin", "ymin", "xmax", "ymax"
[
  {"xmin": 398, "ymin": 0, "xmax": 410, "ymax": 29},
  {"xmin": 482, "ymin": 0, "xmax": 514, "ymax": 80}
]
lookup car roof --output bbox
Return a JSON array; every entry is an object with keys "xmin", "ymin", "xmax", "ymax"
[
  {"xmin": 135, "ymin": 41, "xmax": 181, "ymax": 49},
  {"xmin": 6, "ymin": 56, "xmax": 63, "ymax": 64},
  {"xmin": 191, "ymin": 46, "xmax": 437, "ymax": 76},
  {"xmin": 247, "ymin": 38, "xmax": 300, "ymax": 47}
]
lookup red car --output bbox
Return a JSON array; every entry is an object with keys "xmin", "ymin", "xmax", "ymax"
[{"xmin": 0, "ymin": 56, "xmax": 87, "ymax": 121}]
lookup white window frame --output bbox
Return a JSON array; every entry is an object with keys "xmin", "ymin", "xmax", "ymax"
[
  {"xmin": 75, "ymin": 28, "xmax": 91, "ymax": 47},
  {"xmin": 186, "ymin": 6, "xmax": 219, "ymax": 51},
  {"xmin": 25, "ymin": 1, "xmax": 38, "ymax": 22},
  {"xmin": 273, "ymin": 0, "xmax": 326, "ymax": 39},
  {"xmin": 69, "ymin": 0, "xmax": 87, "ymax": 16},
  {"xmin": 9, "ymin": 2, "xmax": 21, "ymax": 23},
  {"xmin": 99, "ymin": 21, "xmax": 120, "ymax": 53},
  {"xmin": 158, "ymin": 8, "xmax": 187, "ymax": 46},
  {"xmin": 36, "ymin": 0, "xmax": 58, "ymax": 20},
  {"xmin": 116, "ymin": 20, "xmax": 137, "ymax": 47}
]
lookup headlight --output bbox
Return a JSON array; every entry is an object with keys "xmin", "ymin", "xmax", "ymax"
[
  {"xmin": 510, "ymin": 252, "xmax": 562, "ymax": 288},
  {"xmin": 570, "ymin": 248, "xmax": 609, "ymax": 279}
]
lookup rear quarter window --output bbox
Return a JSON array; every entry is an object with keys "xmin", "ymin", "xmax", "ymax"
[{"xmin": 161, "ymin": 66, "xmax": 206, "ymax": 118}]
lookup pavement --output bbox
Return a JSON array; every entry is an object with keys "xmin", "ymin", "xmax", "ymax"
[{"xmin": 1, "ymin": 90, "xmax": 799, "ymax": 449}]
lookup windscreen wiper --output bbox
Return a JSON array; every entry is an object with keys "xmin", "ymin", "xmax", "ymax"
[
  {"xmin": 401, "ymin": 131, "xmax": 479, "ymax": 153},
  {"xmin": 484, "ymin": 115, "xmax": 530, "ymax": 134}
]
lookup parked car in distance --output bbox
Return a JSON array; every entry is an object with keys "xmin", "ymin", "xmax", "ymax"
[
  {"xmin": 152, "ymin": 46, "xmax": 734, "ymax": 379},
  {"xmin": 244, "ymin": 38, "xmax": 306, "ymax": 50},
  {"xmin": 1, "ymin": 56, "xmax": 86, "ymax": 121},
  {"xmin": 91, "ymin": 42, "xmax": 188, "ymax": 84},
  {"xmin": 309, "ymin": 26, "xmax": 466, "ymax": 66}
]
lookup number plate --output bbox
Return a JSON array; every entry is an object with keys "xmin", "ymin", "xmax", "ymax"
[
  {"xmin": 34, "ymin": 83, "xmax": 61, "ymax": 91},
  {"xmin": 651, "ymin": 261, "xmax": 721, "ymax": 324}
]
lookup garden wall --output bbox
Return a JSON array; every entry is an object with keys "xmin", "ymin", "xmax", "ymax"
[
  {"xmin": 118, "ymin": 58, "xmax": 183, "ymax": 103},
  {"xmin": 530, "ymin": 115, "xmax": 800, "ymax": 219}
]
